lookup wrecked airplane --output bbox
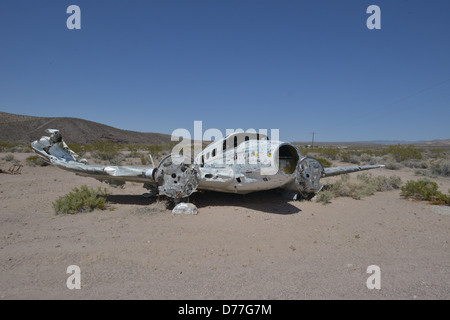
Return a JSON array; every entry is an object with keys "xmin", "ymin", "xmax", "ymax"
[{"xmin": 31, "ymin": 129, "xmax": 385, "ymax": 203}]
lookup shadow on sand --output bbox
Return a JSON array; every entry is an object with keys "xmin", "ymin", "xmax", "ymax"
[{"xmin": 106, "ymin": 189, "xmax": 302, "ymax": 215}]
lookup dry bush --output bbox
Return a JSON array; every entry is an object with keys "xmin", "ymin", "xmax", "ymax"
[
  {"xmin": 315, "ymin": 190, "xmax": 334, "ymax": 204},
  {"xmin": 403, "ymin": 159, "xmax": 429, "ymax": 169},
  {"xmin": 3, "ymin": 154, "xmax": 15, "ymax": 162},
  {"xmin": 26, "ymin": 155, "xmax": 48, "ymax": 167},
  {"xmin": 328, "ymin": 173, "xmax": 402, "ymax": 200},
  {"xmin": 430, "ymin": 159, "xmax": 450, "ymax": 177}
]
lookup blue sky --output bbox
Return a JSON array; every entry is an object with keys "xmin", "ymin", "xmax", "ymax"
[{"xmin": 1, "ymin": 0, "xmax": 449, "ymax": 142}]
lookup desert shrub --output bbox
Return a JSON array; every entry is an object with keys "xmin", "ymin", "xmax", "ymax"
[
  {"xmin": 338, "ymin": 150, "xmax": 362, "ymax": 164},
  {"xmin": 26, "ymin": 155, "xmax": 48, "ymax": 167},
  {"xmin": 382, "ymin": 155, "xmax": 402, "ymax": 170},
  {"xmin": 91, "ymin": 140, "xmax": 120, "ymax": 161},
  {"xmin": 140, "ymin": 153, "xmax": 151, "ymax": 165},
  {"xmin": 127, "ymin": 145, "xmax": 139, "ymax": 152},
  {"xmin": 339, "ymin": 151, "xmax": 352, "ymax": 163},
  {"xmin": 384, "ymin": 161, "xmax": 402, "ymax": 170},
  {"xmin": 369, "ymin": 156, "xmax": 383, "ymax": 165},
  {"xmin": 427, "ymin": 148, "xmax": 448, "ymax": 160},
  {"xmin": 66, "ymin": 143, "xmax": 86, "ymax": 156},
  {"xmin": 360, "ymin": 153, "xmax": 373, "ymax": 163},
  {"xmin": 318, "ymin": 147, "xmax": 340, "ymax": 160},
  {"xmin": 330, "ymin": 175, "xmax": 375, "ymax": 200},
  {"xmin": 348, "ymin": 154, "xmax": 361, "ymax": 164},
  {"xmin": 52, "ymin": 185, "xmax": 110, "ymax": 214},
  {"xmin": 388, "ymin": 175, "xmax": 403, "ymax": 189},
  {"xmin": 414, "ymin": 169, "xmax": 430, "ymax": 177},
  {"xmin": 400, "ymin": 179, "xmax": 450, "ymax": 205},
  {"xmin": 371, "ymin": 175, "xmax": 402, "ymax": 191},
  {"xmin": 3, "ymin": 154, "xmax": 15, "ymax": 161},
  {"xmin": 430, "ymin": 159, "xmax": 450, "ymax": 177},
  {"xmin": 0, "ymin": 142, "xmax": 21, "ymax": 152},
  {"xmin": 315, "ymin": 190, "xmax": 334, "ymax": 204},
  {"xmin": 386, "ymin": 145, "xmax": 422, "ymax": 162},
  {"xmin": 316, "ymin": 157, "xmax": 332, "ymax": 168},
  {"xmin": 329, "ymin": 173, "xmax": 402, "ymax": 200},
  {"xmin": 403, "ymin": 159, "xmax": 429, "ymax": 169},
  {"xmin": 128, "ymin": 150, "xmax": 141, "ymax": 158},
  {"xmin": 109, "ymin": 153, "xmax": 125, "ymax": 165}
]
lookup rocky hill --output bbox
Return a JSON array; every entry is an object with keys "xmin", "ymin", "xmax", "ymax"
[{"xmin": 0, "ymin": 112, "xmax": 172, "ymax": 145}]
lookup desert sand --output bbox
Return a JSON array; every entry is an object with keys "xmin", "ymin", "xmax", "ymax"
[{"xmin": 1, "ymin": 152, "xmax": 449, "ymax": 300}]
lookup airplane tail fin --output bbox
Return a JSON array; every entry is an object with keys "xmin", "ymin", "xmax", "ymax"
[
  {"xmin": 31, "ymin": 129, "xmax": 87, "ymax": 165},
  {"xmin": 31, "ymin": 129, "xmax": 156, "ymax": 188}
]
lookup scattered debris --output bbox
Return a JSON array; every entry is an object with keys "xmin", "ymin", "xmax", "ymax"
[
  {"xmin": 0, "ymin": 164, "xmax": 23, "ymax": 175},
  {"xmin": 172, "ymin": 202, "xmax": 198, "ymax": 215}
]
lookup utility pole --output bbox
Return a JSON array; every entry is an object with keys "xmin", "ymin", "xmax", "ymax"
[{"xmin": 311, "ymin": 132, "xmax": 316, "ymax": 149}]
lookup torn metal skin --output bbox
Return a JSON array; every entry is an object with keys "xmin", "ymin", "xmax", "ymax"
[{"xmin": 31, "ymin": 129, "xmax": 385, "ymax": 203}]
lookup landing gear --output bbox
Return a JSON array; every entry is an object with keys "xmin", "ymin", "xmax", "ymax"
[{"xmin": 298, "ymin": 192, "xmax": 317, "ymax": 201}]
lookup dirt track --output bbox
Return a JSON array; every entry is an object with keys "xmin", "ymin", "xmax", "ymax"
[{"xmin": 1, "ymin": 153, "xmax": 449, "ymax": 299}]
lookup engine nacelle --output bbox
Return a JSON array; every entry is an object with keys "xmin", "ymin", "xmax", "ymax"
[
  {"xmin": 153, "ymin": 154, "xmax": 200, "ymax": 200},
  {"xmin": 294, "ymin": 157, "xmax": 324, "ymax": 198}
]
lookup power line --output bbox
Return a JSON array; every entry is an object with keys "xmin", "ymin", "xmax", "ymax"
[{"xmin": 311, "ymin": 132, "xmax": 316, "ymax": 148}]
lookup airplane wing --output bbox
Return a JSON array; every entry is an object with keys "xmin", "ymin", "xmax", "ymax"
[
  {"xmin": 31, "ymin": 129, "xmax": 200, "ymax": 200},
  {"xmin": 31, "ymin": 129, "xmax": 157, "ymax": 188},
  {"xmin": 322, "ymin": 164, "xmax": 385, "ymax": 177}
]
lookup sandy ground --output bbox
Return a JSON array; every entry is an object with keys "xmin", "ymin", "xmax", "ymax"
[{"xmin": 0, "ymin": 153, "xmax": 449, "ymax": 300}]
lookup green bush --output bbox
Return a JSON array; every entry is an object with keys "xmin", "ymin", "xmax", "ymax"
[
  {"xmin": 316, "ymin": 157, "xmax": 332, "ymax": 168},
  {"xmin": 318, "ymin": 147, "xmax": 340, "ymax": 160},
  {"xmin": 91, "ymin": 140, "xmax": 120, "ymax": 161},
  {"xmin": 428, "ymin": 148, "xmax": 448, "ymax": 159},
  {"xmin": 0, "ymin": 142, "xmax": 20, "ymax": 152},
  {"xmin": 400, "ymin": 179, "xmax": 450, "ymax": 205},
  {"xmin": 386, "ymin": 145, "xmax": 422, "ymax": 162},
  {"xmin": 53, "ymin": 185, "xmax": 110, "ymax": 214}
]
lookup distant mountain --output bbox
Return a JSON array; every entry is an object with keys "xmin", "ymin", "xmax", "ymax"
[
  {"xmin": 415, "ymin": 139, "xmax": 450, "ymax": 147},
  {"xmin": 2, "ymin": 111, "xmax": 449, "ymax": 147},
  {"xmin": 360, "ymin": 139, "xmax": 450, "ymax": 146},
  {"xmin": 0, "ymin": 112, "xmax": 172, "ymax": 145},
  {"xmin": 364, "ymin": 140, "xmax": 426, "ymax": 145},
  {"xmin": 294, "ymin": 139, "xmax": 450, "ymax": 147}
]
